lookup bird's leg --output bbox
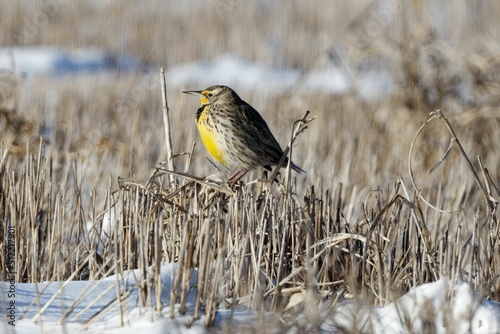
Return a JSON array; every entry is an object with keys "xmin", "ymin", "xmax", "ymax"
[{"xmin": 228, "ymin": 170, "xmax": 248, "ymax": 188}]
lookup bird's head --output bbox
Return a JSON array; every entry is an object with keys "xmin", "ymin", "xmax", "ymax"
[{"xmin": 183, "ymin": 85, "xmax": 239, "ymax": 105}]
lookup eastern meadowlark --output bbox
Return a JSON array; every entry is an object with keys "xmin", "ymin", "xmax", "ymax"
[{"xmin": 183, "ymin": 85, "xmax": 304, "ymax": 185}]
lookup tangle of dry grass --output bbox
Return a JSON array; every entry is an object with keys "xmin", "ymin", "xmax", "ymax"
[
  {"xmin": 1, "ymin": 79, "xmax": 499, "ymax": 330},
  {"xmin": 1, "ymin": 1, "xmax": 500, "ymax": 331}
]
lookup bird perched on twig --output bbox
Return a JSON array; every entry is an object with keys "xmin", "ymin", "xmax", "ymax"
[{"xmin": 184, "ymin": 85, "xmax": 304, "ymax": 186}]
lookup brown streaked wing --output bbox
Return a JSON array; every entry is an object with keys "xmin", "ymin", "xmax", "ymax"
[{"xmin": 237, "ymin": 102, "xmax": 285, "ymax": 162}]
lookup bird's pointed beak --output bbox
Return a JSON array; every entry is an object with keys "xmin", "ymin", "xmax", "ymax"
[
  {"xmin": 182, "ymin": 90, "xmax": 203, "ymax": 96},
  {"xmin": 183, "ymin": 90, "xmax": 209, "ymax": 105}
]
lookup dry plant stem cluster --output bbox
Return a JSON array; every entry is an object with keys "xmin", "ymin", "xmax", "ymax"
[
  {"xmin": 0, "ymin": 71, "xmax": 499, "ymax": 331},
  {"xmin": 114, "ymin": 80, "xmax": 499, "ymax": 328},
  {"xmin": 409, "ymin": 110, "xmax": 499, "ymax": 218}
]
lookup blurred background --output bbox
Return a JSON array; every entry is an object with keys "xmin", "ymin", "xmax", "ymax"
[{"xmin": 1, "ymin": 0, "xmax": 500, "ymax": 210}]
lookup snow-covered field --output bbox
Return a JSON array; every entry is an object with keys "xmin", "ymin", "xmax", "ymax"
[{"xmin": 2, "ymin": 263, "xmax": 499, "ymax": 333}]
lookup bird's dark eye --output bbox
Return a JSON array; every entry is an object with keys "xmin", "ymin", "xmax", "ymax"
[{"xmin": 207, "ymin": 93, "xmax": 213, "ymax": 97}]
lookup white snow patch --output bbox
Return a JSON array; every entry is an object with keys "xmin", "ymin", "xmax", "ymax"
[
  {"xmin": 324, "ymin": 277, "xmax": 500, "ymax": 333},
  {"xmin": 166, "ymin": 54, "xmax": 377, "ymax": 96},
  {"xmin": 2, "ymin": 266, "xmax": 499, "ymax": 333},
  {"xmin": 0, "ymin": 47, "xmax": 140, "ymax": 77}
]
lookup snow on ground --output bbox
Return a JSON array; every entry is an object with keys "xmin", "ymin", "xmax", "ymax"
[
  {"xmin": 1, "ymin": 264, "xmax": 499, "ymax": 333},
  {"xmin": 0, "ymin": 48, "xmax": 140, "ymax": 77},
  {"xmin": 0, "ymin": 47, "xmax": 392, "ymax": 98},
  {"xmin": 1, "ymin": 263, "xmax": 202, "ymax": 334},
  {"xmin": 324, "ymin": 278, "xmax": 500, "ymax": 333}
]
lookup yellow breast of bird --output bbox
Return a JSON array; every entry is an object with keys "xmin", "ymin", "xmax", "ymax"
[{"xmin": 196, "ymin": 109, "xmax": 226, "ymax": 165}]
